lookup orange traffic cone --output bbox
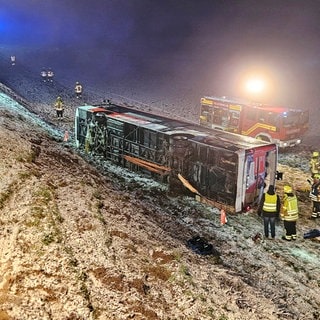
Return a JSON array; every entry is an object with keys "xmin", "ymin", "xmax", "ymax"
[
  {"xmin": 220, "ymin": 208, "xmax": 227, "ymax": 225},
  {"xmin": 63, "ymin": 130, "xmax": 69, "ymax": 142}
]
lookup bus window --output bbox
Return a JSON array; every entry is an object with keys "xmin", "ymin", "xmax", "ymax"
[{"xmin": 246, "ymin": 155, "xmax": 255, "ymax": 189}]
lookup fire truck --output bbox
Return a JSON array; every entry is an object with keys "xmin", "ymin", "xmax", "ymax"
[{"xmin": 199, "ymin": 96, "xmax": 309, "ymax": 147}]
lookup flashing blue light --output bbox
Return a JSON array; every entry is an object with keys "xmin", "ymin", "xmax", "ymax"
[
  {"xmin": 0, "ymin": 8, "xmax": 53, "ymax": 46},
  {"xmin": 0, "ymin": 9, "xmax": 31, "ymax": 44},
  {"xmin": 0, "ymin": 12, "xmax": 11, "ymax": 34}
]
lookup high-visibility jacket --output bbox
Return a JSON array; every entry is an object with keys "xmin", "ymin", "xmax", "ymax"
[
  {"xmin": 281, "ymin": 195, "xmax": 298, "ymax": 221},
  {"xmin": 310, "ymin": 182, "xmax": 320, "ymax": 202},
  {"xmin": 310, "ymin": 158, "xmax": 319, "ymax": 175},
  {"xmin": 55, "ymin": 99, "xmax": 64, "ymax": 111},
  {"xmin": 75, "ymin": 84, "xmax": 82, "ymax": 94},
  {"xmin": 263, "ymin": 193, "xmax": 278, "ymax": 212}
]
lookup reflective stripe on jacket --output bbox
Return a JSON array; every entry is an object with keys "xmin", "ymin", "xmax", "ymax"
[
  {"xmin": 282, "ymin": 195, "xmax": 298, "ymax": 221},
  {"xmin": 263, "ymin": 193, "xmax": 278, "ymax": 212},
  {"xmin": 55, "ymin": 101, "xmax": 64, "ymax": 111},
  {"xmin": 310, "ymin": 182, "xmax": 320, "ymax": 202},
  {"xmin": 75, "ymin": 85, "xmax": 82, "ymax": 93}
]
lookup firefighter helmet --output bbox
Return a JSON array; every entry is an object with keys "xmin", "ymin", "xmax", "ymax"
[
  {"xmin": 314, "ymin": 174, "xmax": 320, "ymax": 179},
  {"xmin": 283, "ymin": 185, "xmax": 293, "ymax": 193},
  {"xmin": 312, "ymin": 151, "xmax": 319, "ymax": 157}
]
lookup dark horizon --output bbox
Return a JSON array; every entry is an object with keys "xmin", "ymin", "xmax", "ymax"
[{"xmin": 1, "ymin": 0, "xmax": 320, "ymax": 110}]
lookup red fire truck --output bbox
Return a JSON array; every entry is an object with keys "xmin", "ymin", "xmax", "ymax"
[{"xmin": 199, "ymin": 96, "xmax": 309, "ymax": 147}]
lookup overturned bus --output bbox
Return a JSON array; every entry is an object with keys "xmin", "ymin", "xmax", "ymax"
[{"xmin": 75, "ymin": 103, "xmax": 278, "ymax": 213}]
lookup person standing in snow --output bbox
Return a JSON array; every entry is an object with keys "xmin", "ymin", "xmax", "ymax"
[
  {"xmin": 41, "ymin": 68, "xmax": 47, "ymax": 82},
  {"xmin": 75, "ymin": 81, "xmax": 83, "ymax": 99},
  {"xmin": 310, "ymin": 174, "xmax": 320, "ymax": 219},
  {"xmin": 10, "ymin": 55, "xmax": 16, "ymax": 66},
  {"xmin": 309, "ymin": 151, "xmax": 320, "ymax": 178},
  {"xmin": 54, "ymin": 96, "xmax": 64, "ymax": 119},
  {"xmin": 281, "ymin": 185, "xmax": 299, "ymax": 241},
  {"xmin": 257, "ymin": 185, "xmax": 281, "ymax": 239},
  {"xmin": 47, "ymin": 68, "xmax": 54, "ymax": 82}
]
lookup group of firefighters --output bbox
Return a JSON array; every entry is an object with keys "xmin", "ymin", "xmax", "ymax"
[
  {"xmin": 41, "ymin": 68, "xmax": 55, "ymax": 82},
  {"xmin": 53, "ymin": 81, "xmax": 83, "ymax": 119},
  {"xmin": 258, "ymin": 184, "xmax": 299, "ymax": 241},
  {"xmin": 257, "ymin": 151, "xmax": 320, "ymax": 241}
]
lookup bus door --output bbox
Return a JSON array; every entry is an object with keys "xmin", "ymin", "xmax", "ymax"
[
  {"xmin": 254, "ymin": 150, "xmax": 268, "ymax": 204},
  {"xmin": 244, "ymin": 150, "xmax": 267, "ymax": 206}
]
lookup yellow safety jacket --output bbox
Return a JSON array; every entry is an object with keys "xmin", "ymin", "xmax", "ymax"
[
  {"xmin": 55, "ymin": 100, "xmax": 64, "ymax": 111},
  {"xmin": 281, "ymin": 195, "xmax": 298, "ymax": 221},
  {"xmin": 310, "ymin": 158, "xmax": 319, "ymax": 175},
  {"xmin": 263, "ymin": 193, "xmax": 277, "ymax": 212}
]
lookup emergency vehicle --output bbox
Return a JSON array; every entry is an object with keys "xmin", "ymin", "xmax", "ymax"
[{"xmin": 199, "ymin": 96, "xmax": 309, "ymax": 147}]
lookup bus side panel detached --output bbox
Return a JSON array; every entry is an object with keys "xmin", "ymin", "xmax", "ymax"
[
  {"xmin": 75, "ymin": 103, "xmax": 278, "ymax": 213},
  {"xmin": 199, "ymin": 96, "xmax": 309, "ymax": 148}
]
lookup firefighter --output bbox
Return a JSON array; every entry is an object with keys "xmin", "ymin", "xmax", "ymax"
[
  {"xmin": 257, "ymin": 185, "xmax": 281, "ymax": 239},
  {"xmin": 41, "ymin": 68, "xmax": 47, "ymax": 82},
  {"xmin": 281, "ymin": 185, "xmax": 298, "ymax": 241},
  {"xmin": 309, "ymin": 151, "xmax": 320, "ymax": 178},
  {"xmin": 54, "ymin": 96, "xmax": 64, "ymax": 119},
  {"xmin": 10, "ymin": 55, "xmax": 16, "ymax": 66},
  {"xmin": 47, "ymin": 68, "xmax": 54, "ymax": 82},
  {"xmin": 310, "ymin": 174, "xmax": 320, "ymax": 219},
  {"xmin": 75, "ymin": 81, "xmax": 83, "ymax": 98}
]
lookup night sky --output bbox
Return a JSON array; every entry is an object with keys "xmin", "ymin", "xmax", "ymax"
[{"xmin": 1, "ymin": 0, "xmax": 320, "ymax": 109}]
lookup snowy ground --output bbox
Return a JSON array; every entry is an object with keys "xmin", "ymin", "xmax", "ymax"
[{"xmin": 0, "ymin": 47, "xmax": 320, "ymax": 320}]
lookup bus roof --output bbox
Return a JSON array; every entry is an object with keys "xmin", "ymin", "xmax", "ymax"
[{"xmin": 77, "ymin": 104, "xmax": 277, "ymax": 152}]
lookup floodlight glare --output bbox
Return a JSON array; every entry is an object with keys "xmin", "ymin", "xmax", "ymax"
[{"xmin": 245, "ymin": 78, "xmax": 265, "ymax": 94}]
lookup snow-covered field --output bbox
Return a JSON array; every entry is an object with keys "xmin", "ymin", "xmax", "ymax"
[{"xmin": 1, "ymin": 47, "xmax": 320, "ymax": 320}]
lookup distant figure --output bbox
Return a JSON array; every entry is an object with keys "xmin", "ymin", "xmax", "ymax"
[
  {"xmin": 309, "ymin": 151, "xmax": 320, "ymax": 178},
  {"xmin": 54, "ymin": 96, "xmax": 64, "ymax": 119},
  {"xmin": 281, "ymin": 185, "xmax": 299, "ymax": 241},
  {"xmin": 75, "ymin": 81, "xmax": 83, "ymax": 99},
  {"xmin": 103, "ymin": 99, "xmax": 111, "ymax": 106},
  {"xmin": 41, "ymin": 68, "xmax": 47, "ymax": 82},
  {"xmin": 47, "ymin": 68, "xmax": 54, "ymax": 82},
  {"xmin": 257, "ymin": 185, "xmax": 281, "ymax": 239},
  {"xmin": 63, "ymin": 130, "xmax": 69, "ymax": 142},
  {"xmin": 10, "ymin": 55, "xmax": 16, "ymax": 66},
  {"xmin": 309, "ymin": 174, "xmax": 320, "ymax": 219}
]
